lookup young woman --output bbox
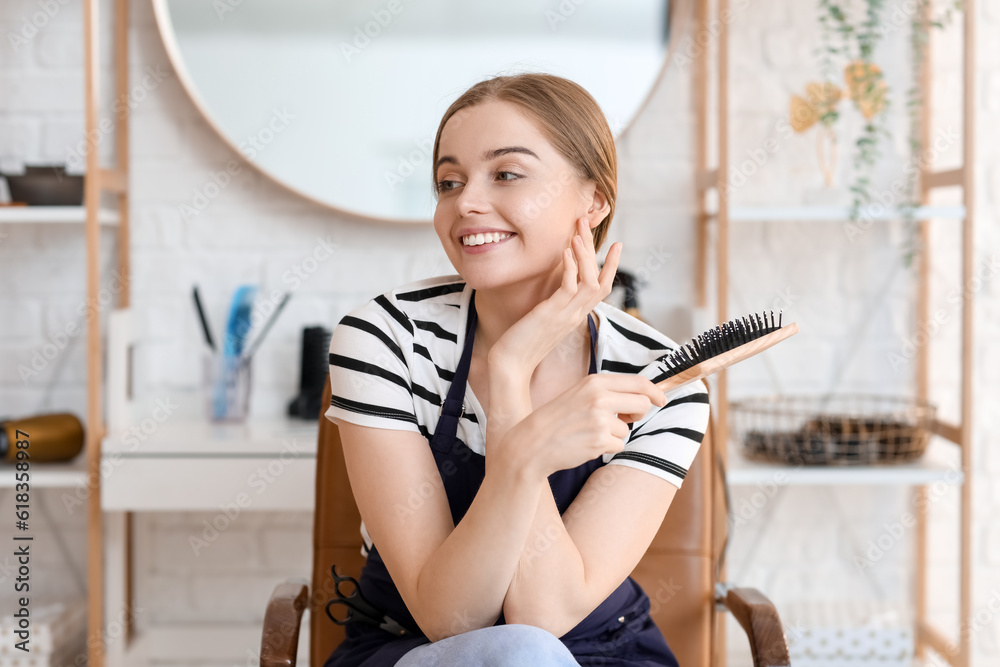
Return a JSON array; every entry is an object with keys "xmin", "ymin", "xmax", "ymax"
[{"xmin": 324, "ymin": 73, "xmax": 710, "ymax": 667}]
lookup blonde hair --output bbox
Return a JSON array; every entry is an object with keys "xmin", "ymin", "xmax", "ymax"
[{"xmin": 431, "ymin": 72, "xmax": 618, "ymax": 251}]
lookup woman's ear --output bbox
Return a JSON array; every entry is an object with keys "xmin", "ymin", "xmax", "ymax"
[{"xmin": 585, "ymin": 186, "xmax": 611, "ymax": 229}]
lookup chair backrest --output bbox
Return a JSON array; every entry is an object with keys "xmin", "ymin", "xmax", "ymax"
[{"xmin": 309, "ymin": 375, "xmax": 725, "ymax": 667}]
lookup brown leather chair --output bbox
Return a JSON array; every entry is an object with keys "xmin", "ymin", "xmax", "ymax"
[{"xmin": 261, "ymin": 374, "xmax": 790, "ymax": 667}]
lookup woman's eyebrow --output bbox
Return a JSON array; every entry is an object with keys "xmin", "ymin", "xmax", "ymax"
[{"xmin": 435, "ymin": 146, "xmax": 539, "ymax": 171}]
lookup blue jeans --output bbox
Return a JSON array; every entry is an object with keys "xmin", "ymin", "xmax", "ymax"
[{"xmin": 393, "ymin": 624, "xmax": 580, "ymax": 666}]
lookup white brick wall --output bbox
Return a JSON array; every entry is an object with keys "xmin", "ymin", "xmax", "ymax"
[{"xmin": 1, "ymin": 0, "xmax": 997, "ymax": 665}]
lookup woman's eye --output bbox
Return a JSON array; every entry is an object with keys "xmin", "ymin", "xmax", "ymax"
[{"xmin": 437, "ymin": 172, "xmax": 520, "ymax": 193}]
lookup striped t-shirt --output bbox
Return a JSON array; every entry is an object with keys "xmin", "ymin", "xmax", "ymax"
[{"xmin": 326, "ymin": 274, "xmax": 710, "ymax": 554}]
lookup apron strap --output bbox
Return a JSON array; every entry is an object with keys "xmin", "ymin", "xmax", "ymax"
[
  {"xmin": 433, "ymin": 290, "xmax": 478, "ymax": 443},
  {"xmin": 587, "ymin": 312, "xmax": 597, "ymax": 375}
]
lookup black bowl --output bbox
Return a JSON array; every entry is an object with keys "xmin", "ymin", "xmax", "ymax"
[{"xmin": 2, "ymin": 164, "xmax": 84, "ymax": 206}]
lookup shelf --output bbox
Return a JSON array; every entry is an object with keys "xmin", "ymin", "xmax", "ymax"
[
  {"xmin": 0, "ymin": 457, "xmax": 88, "ymax": 489},
  {"xmin": 709, "ymin": 204, "xmax": 966, "ymax": 222},
  {"xmin": 0, "ymin": 206, "xmax": 119, "ymax": 225},
  {"xmin": 724, "ymin": 438, "xmax": 962, "ymax": 487}
]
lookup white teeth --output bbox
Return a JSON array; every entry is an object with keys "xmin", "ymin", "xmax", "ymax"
[{"xmin": 462, "ymin": 232, "xmax": 511, "ymax": 246}]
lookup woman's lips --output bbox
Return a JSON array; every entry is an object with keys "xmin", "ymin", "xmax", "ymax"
[{"xmin": 460, "ymin": 233, "xmax": 516, "ymax": 254}]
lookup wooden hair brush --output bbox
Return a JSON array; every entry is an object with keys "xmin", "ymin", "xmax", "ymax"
[{"xmin": 653, "ymin": 311, "xmax": 799, "ymax": 394}]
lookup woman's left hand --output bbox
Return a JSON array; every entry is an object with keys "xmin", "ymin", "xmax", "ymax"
[{"xmin": 489, "ymin": 216, "xmax": 621, "ymax": 378}]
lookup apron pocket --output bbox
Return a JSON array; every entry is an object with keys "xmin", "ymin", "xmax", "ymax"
[{"xmin": 575, "ymin": 591, "xmax": 651, "ymax": 660}]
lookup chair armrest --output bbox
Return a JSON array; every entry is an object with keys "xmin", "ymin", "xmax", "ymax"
[
  {"xmin": 719, "ymin": 586, "xmax": 790, "ymax": 667},
  {"xmin": 261, "ymin": 578, "xmax": 310, "ymax": 667}
]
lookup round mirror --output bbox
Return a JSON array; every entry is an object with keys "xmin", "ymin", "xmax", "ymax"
[{"xmin": 153, "ymin": 0, "xmax": 682, "ymax": 223}]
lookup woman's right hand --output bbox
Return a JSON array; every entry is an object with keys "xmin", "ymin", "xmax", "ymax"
[{"xmin": 496, "ymin": 373, "xmax": 667, "ymax": 480}]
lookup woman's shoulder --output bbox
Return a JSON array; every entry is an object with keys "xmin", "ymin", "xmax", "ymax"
[
  {"xmin": 594, "ymin": 302, "xmax": 708, "ymax": 396},
  {"xmin": 339, "ymin": 273, "xmax": 469, "ymax": 339},
  {"xmin": 593, "ymin": 301, "xmax": 682, "ymax": 357}
]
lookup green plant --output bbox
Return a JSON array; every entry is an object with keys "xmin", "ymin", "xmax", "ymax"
[
  {"xmin": 898, "ymin": 0, "xmax": 961, "ymax": 267},
  {"xmin": 811, "ymin": 0, "xmax": 960, "ymax": 267},
  {"xmin": 816, "ymin": 0, "xmax": 891, "ymax": 221}
]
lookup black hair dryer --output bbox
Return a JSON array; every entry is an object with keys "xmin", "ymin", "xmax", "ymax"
[{"xmin": 287, "ymin": 326, "xmax": 332, "ymax": 420}]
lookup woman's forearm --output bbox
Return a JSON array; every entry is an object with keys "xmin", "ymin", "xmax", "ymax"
[
  {"xmin": 488, "ymin": 354, "xmax": 606, "ymax": 636},
  {"xmin": 484, "ymin": 357, "xmax": 593, "ymax": 635},
  {"xmin": 502, "ymin": 483, "xmax": 592, "ymax": 637},
  {"xmin": 414, "ymin": 450, "xmax": 546, "ymax": 641},
  {"xmin": 414, "ymin": 365, "xmax": 545, "ymax": 642}
]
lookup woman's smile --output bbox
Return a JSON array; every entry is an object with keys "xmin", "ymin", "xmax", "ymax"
[{"xmin": 460, "ymin": 231, "xmax": 517, "ymax": 254}]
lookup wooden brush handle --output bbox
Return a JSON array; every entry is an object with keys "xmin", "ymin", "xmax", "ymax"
[{"xmin": 653, "ymin": 322, "xmax": 800, "ymax": 394}]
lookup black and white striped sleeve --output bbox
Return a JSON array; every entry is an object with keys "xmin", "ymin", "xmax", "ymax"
[
  {"xmin": 606, "ymin": 376, "xmax": 710, "ymax": 489},
  {"xmin": 324, "ymin": 296, "xmax": 422, "ymax": 435}
]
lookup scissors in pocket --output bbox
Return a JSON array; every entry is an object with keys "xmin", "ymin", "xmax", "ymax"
[{"xmin": 324, "ymin": 564, "xmax": 412, "ymax": 637}]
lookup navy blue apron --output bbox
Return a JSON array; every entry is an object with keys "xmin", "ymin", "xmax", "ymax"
[{"xmin": 324, "ymin": 290, "xmax": 680, "ymax": 667}]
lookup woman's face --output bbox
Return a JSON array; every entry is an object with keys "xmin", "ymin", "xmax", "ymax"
[{"xmin": 432, "ymin": 100, "xmax": 607, "ymax": 291}]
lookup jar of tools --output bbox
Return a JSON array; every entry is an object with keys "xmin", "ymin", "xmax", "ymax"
[{"xmin": 203, "ymin": 350, "xmax": 252, "ymax": 422}]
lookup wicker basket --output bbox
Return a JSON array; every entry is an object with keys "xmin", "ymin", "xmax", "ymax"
[{"xmin": 730, "ymin": 394, "xmax": 937, "ymax": 466}]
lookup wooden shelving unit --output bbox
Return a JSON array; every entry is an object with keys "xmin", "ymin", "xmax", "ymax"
[
  {"xmin": 693, "ymin": 1, "xmax": 976, "ymax": 665},
  {"xmin": 82, "ymin": 1, "xmax": 132, "ymax": 666}
]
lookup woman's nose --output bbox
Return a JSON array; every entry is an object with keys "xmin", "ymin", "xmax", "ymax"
[{"xmin": 455, "ymin": 175, "xmax": 490, "ymax": 216}]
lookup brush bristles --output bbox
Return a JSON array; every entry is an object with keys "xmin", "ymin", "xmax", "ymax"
[{"xmin": 653, "ymin": 310, "xmax": 783, "ymax": 382}]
